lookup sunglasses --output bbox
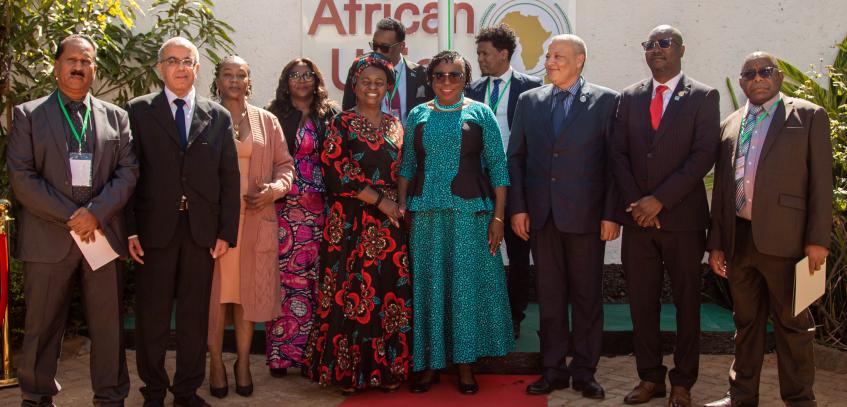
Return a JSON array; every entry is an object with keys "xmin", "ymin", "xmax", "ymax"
[
  {"xmin": 433, "ymin": 71, "xmax": 465, "ymax": 83},
  {"xmin": 370, "ymin": 41, "xmax": 402, "ymax": 53},
  {"xmin": 740, "ymin": 66, "xmax": 779, "ymax": 80},
  {"xmin": 641, "ymin": 38, "xmax": 675, "ymax": 51},
  {"xmin": 288, "ymin": 71, "xmax": 316, "ymax": 82}
]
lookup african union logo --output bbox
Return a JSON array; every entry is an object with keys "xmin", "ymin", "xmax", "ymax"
[{"xmin": 479, "ymin": 0, "xmax": 573, "ymax": 77}]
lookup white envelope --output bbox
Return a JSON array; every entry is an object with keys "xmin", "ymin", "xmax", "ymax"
[
  {"xmin": 71, "ymin": 229, "xmax": 119, "ymax": 271},
  {"xmin": 793, "ymin": 256, "xmax": 826, "ymax": 317}
]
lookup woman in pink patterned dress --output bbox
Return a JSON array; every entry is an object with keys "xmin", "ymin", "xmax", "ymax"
[{"xmin": 264, "ymin": 58, "xmax": 339, "ymax": 377}]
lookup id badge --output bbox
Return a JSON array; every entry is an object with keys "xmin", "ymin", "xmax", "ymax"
[
  {"xmin": 734, "ymin": 157, "xmax": 746, "ymax": 180},
  {"xmin": 69, "ymin": 152, "xmax": 93, "ymax": 187}
]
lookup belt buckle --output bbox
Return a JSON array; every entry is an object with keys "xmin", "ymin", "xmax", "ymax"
[{"xmin": 179, "ymin": 198, "xmax": 188, "ymax": 211}]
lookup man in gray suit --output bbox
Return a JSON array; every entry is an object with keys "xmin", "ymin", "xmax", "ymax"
[
  {"xmin": 7, "ymin": 34, "xmax": 138, "ymax": 407},
  {"xmin": 508, "ymin": 34, "xmax": 620, "ymax": 399}
]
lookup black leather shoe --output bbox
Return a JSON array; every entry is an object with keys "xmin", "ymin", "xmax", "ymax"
[
  {"xmin": 269, "ymin": 367, "xmax": 288, "ymax": 378},
  {"xmin": 172, "ymin": 395, "xmax": 210, "ymax": 407},
  {"xmin": 573, "ymin": 379, "xmax": 605, "ymax": 399},
  {"xmin": 409, "ymin": 371, "xmax": 440, "ymax": 393},
  {"xmin": 704, "ymin": 392, "xmax": 731, "ymax": 407},
  {"xmin": 526, "ymin": 376, "xmax": 569, "ymax": 395},
  {"xmin": 21, "ymin": 396, "xmax": 54, "ymax": 407},
  {"xmin": 234, "ymin": 359, "xmax": 254, "ymax": 397},
  {"xmin": 458, "ymin": 379, "xmax": 479, "ymax": 395}
]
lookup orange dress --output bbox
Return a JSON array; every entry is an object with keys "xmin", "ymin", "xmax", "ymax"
[{"xmin": 217, "ymin": 131, "xmax": 253, "ymax": 303}]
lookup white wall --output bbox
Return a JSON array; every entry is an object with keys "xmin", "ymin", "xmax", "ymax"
[{"xmin": 182, "ymin": 0, "xmax": 846, "ymax": 116}]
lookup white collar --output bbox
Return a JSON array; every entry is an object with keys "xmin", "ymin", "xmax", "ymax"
[
  {"xmin": 744, "ymin": 92, "xmax": 782, "ymax": 115},
  {"xmin": 164, "ymin": 86, "xmax": 196, "ymax": 109},
  {"xmin": 652, "ymin": 71, "xmax": 683, "ymax": 93},
  {"xmin": 488, "ymin": 67, "xmax": 513, "ymax": 83},
  {"xmin": 394, "ymin": 57, "xmax": 406, "ymax": 74}
]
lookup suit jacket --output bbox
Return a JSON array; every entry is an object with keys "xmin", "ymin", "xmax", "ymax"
[
  {"xmin": 465, "ymin": 70, "xmax": 543, "ymax": 129},
  {"xmin": 341, "ymin": 57, "xmax": 433, "ymax": 113},
  {"xmin": 7, "ymin": 91, "xmax": 139, "ymax": 262},
  {"xmin": 125, "ymin": 91, "xmax": 240, "ymax": 249},
  {"xmin": 507, "ymin": 82, "xmax": 619, "ymax": 233},
  {"xmin": 707, "ymin": 97, "xmax": 832, "ymax": 259},
  {"xmin": 611, "ymin": 75, "xmax": 720, "ymax": 231},
  {"xmin": 278, "ymin": 104, "xmax": 340, "ymax": 157}
]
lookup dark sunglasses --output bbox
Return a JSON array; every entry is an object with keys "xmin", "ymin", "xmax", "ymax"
[
  {"xmin": 288, "ymin": 71, "xmax": 316, "ymax": 81},
  {"xmin": 641, "ymin": 38, "xmax": 675, "ymax": 51},
  {"xmin": 369, "ymin": 41, "xmax": 401, "ymax": 53},
  {"xmin": 433, "ymin": 71, "xmax": 465, "ymax": 82},
  {"xmin": 740, "ymin": 66, "xmax": 779, "ymax": 80}
]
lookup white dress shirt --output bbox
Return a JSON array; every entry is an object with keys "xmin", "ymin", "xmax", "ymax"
[
  {"xmin": 651, "ymin": 71, "xmax": 683, "ymax": 114},
  {"xmin": 164, "ymin": 86, "xmax": 196, "ymax": 134},
  {"xmin": 486, "ymin": 67, "xmax": 514, "ymax": 153},
  {"xmin": 381, "ymin": 57, "xmax": 407, "ymax": 122}
]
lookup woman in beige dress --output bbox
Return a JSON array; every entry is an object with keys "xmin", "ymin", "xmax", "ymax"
[{"xmin": 207, "ymin": 55, "xmax": 295, "ymax": 398}]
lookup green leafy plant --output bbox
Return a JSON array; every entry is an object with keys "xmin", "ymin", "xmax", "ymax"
[
  {"xmin": 725, "ymin": 35, "xmax": 847, "ymax": 350},
  {"xmin": 0, "ymin": 0, "xmax": 235, "ymax": 346}
]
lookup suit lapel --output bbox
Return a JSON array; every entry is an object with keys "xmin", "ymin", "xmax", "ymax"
[
  {"xmin": 555, "ymin": 84, "xmax": 591, "ymax": 141},
  {"xmin": 90, "ymin": 98, "xmax": 111, "ymax": 185},
  {"xmin": 45, "ymin": 91, "xmax": 71, "ymax": 169},
  {"xmin": 151, "ymin": 91, "xmax": 182, "ymax": 148},
  {"xmin": 759, "ymin": 98, "xmax": 790, "ymax": 162},
  {"xmin": 725, "ymin": 110, "xmax": 743, "ymax": 164},
  {"xmin": 541, "ymin": 85, "xmax": 556, "ymax": 143},
  {"xmin": 507, "ymin": 72, "xmax": 521, "ymax": 128},
  {"xmin": 634, "ymin": 80, "xmax": 654, "ymax": 141},
  {"xmin": 187, "ymin": 97, "xmax": 211, "ymax": 147},
  {"xmin": 652, "ymin": 76, "xmax": 690, "ymax": 146}
]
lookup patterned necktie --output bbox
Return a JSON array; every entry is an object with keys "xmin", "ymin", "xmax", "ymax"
[
  {"xmin": 650, "ymin": 84, "xmax": 669, "ymax": 130},
  {"xmin": 552, "ymin": 90, "xmax": 570, "ymax": 137},
  {"xmin": 174, "ymin": 98, "xmax": 188, "ymax": 150},
  {"xmin": 734, "ymin": 105, "xmax": 765, "ymax": 212},
  {"xmin": 390, "ymin": 68, "xmax": 401, "ymax": 112},
  {"xmin": 489, "ymin": 78, "xmax": 502, "ymax": 110},
  {"xmin": 68, "ymin": 101, "xmax": 93, "ymax": 204}
]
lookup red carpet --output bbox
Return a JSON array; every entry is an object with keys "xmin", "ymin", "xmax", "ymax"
[{"xmin": 339, "ymin": 375, "xmax": 546, "ymax": 407}]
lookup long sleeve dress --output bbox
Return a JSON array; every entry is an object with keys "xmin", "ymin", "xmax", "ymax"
[
  {"xmin": 400, "ymin": 100, "xmax": 514, "ymax": 371},
  {"xmin": 303, "ymin": 110, "xmax": 412, "ymax": 389}
]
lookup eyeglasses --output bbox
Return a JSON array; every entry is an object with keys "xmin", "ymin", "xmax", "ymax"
[
  {"xmin": 159, "ymin": 57, "xmax": 196, "ymax": 68},
  {"xmin": 641, "ymin": 38, "xmax": 676, "ymax": 51},
  {"xmin": 740, "ymin": 66, "xmax": 779, "ymax": 80},
  {"xmin": 433, "ymin": 71, "xmax": 465, "ymax": 83},
  {"xmin": 370, "ymin": 41, "xmax": 402, "ymax": 53},
  {"xmin": 288, "ymin": 71, "xmax": 316, "ymax": 82}
]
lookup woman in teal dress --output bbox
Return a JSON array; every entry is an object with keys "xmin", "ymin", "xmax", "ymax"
[{"xmin": 397, "ymin": 50, "xmax": 513, "ymax": 395}]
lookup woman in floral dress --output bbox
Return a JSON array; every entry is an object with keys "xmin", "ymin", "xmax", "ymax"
[
  {"xmin": 303, "ymin": 54, "xmax": 412, "ymax": 394},
  {"xmin": 264, "ymin": 58, "xmax": 338, "ymax": 376}
]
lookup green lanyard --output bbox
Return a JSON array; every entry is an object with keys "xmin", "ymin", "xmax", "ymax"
[
  {"xmin": 484, "ymin": 75, "xmax": 513, "ymax": 113},
  {"xmin": 57, "ymin": 92, "xmax": 91, "ymax": 153},
  {"xmin": 739, "ymin": 98, "xmax": 781, "ymax": 145},
  {"xmin": 386, "ymin": 60, "xmax": 403, "ymax": 108}
]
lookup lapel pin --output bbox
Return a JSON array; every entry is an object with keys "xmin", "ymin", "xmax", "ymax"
[{"xmin": 579, "ymin": 94, "xmax": 587, "ymax": 103}]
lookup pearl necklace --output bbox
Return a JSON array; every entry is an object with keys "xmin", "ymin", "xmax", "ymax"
[{"xmin": 433, "ymin": 94, "xmax": 464, "ymax": 111}]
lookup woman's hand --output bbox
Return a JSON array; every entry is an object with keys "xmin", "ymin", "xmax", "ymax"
[
  {"xmin": 378, "ymin": 199, "xmax": 402, "ymax": 228},
  {"xmin": 488, "ymin": 217, "xmax": 505, "ymax": 255},
  {"xmin": 244, "ymin": 183, "xmax": 275, "ymax": 209}
]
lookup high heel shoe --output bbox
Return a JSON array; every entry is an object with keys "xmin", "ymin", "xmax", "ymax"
[
  {"xmin": 234, "ymin": 359, "xmax": 253, "ymax": 397},
  {"xmin": 209, "ymin": 362, "xmax": 228, "ymax": 398},
  {"xmin": 409, "ymin": 371, "xmax": 440, "ymax": 393}
]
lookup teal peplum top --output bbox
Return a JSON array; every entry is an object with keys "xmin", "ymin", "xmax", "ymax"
[{"xmin": 399, "ymin": 100, "xmax": 509, "ymax": 212}]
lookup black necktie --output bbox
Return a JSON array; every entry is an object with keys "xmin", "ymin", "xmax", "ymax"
[
  {"xmin": 174, "ymin": 98, "xmax": 188, "ymax": 150},
  {"xmin": 552, "ymin": 91, "xmax": 570, "ymax": 136}
]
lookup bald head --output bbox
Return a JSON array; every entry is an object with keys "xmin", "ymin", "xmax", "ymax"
[
  {"xmin": 742, "ymin": 51, "xmax": 778, "ymax": 70},
  {"xmin": 649, "ymin": 25, "xmax": 684, "ymax": 45},
  {"xmin": 158, "ymin": 36, "xmax": 200, "ymax": 63},
  {"xmin": 550, "ymin": 34, "xmax": 588, "ymax": 60}
]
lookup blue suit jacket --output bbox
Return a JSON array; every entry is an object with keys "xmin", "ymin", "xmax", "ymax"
[
  {"xmin": 465, "ymin": 70, "xmax": 543, "ymax": 129},
  {"xmin": 507, "ymin": 82, "xmax": 619, "ymax": 233}
]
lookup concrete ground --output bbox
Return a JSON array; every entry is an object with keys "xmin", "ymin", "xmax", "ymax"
[{"xmin": 1, "ymin": 348, "xmax": 845, "ymax": 406}]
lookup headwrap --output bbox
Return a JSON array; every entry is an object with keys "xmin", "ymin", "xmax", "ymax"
[{"xmin": 350, "ymin": 52, "xmax": 396, "ymax": 92}]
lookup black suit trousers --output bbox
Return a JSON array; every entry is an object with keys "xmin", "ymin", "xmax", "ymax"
[
  {"xmin": 728, "ymin": 218, "xmax": 816, "ymax": 406},
  {"xmin": 19, "ymin": 247, "xmax": 128, "ymax": 406},
  {"xmin": 622, "ymin": 226, "xmax": 705, "ymax": 389},
  {"xmin": 532, "ymin": 217, "xmax": 604, "ymax": 382},
  {"xmin": 135, "ymin": 213, "xmax": 214, "ymax": 400}
]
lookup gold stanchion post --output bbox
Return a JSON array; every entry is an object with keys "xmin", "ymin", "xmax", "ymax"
[{"xmin": 0, "ymin": 199, "xmax": 18, "ymax": 387}]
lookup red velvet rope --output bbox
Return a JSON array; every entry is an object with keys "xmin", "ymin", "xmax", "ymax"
[{"xmin": 0, "ymin": 234, "xmax": 8, "ymax": 327}]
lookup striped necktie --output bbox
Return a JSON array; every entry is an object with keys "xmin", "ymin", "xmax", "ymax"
[{"xmin": 734, "ymin": 105, "xmax": 764, "ymax": 212}]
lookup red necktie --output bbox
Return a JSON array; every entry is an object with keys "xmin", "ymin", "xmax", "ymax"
[{"xmin": 650, "ymin": 84, "xmax": 669, "ymax": 130}]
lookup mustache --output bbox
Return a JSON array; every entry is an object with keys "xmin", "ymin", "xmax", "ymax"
[{"xmin": 70, "ymin": 70, "xmax": 86, "ymax": 78}]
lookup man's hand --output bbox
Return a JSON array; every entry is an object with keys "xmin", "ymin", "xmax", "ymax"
[
  {"xmin": 210, "ymin": 239, "xmax": 229, "ymax": 259},
  {"xmin": 128, "ymin": 236, "xmax": 145, "ymax": 264},
  {"xmin": 629, "ymin": 195, "xmax": 663, "ymax": 228},
  {"xmin": 244, "ymin": 183, "xmax": 275, "ymax": 210},
  {"xmin": 68, "ymin": 207, "xmax": 99, "ymax": 242},
  {"xmin": 709, "ymin": 250, "xmax": 728, "ymax": 278},
  {"xmin": 511, "ymin": 212, "xmax": 530, "ymax": 241},
  {"xmin": 805, "ymin": 244, "xmax": 829, "ymax": 275},
  {"xmin": 600, "ymin": 220, "xmax": 621, "ymax": 241}
]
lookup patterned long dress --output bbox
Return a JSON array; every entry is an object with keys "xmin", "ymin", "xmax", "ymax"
[
  {"xmin": 304, "ymin": 110, "xmax": 412, "ymax": 389},
  {"xmin": 266, "ymin": 119, "xmax": 326, "ymax": 369}
]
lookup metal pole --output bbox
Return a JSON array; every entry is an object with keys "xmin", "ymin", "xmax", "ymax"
[{"xmin": 437, "ymin": 0, "xmax": 452, "ymax": 51}]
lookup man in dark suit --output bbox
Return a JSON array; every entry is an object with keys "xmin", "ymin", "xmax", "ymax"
[
  {"xmin": 704, "ymin": 52, "xmax": 831, "ymax": 407},
  {"xmin": 341, "ymin": 17, "xmax": 432, "ymax": 124},
  {"xmin": 466, "ymin": 23, "xmax": 542, "ymax": 339},
  {"xmin": 7, "ymin": 34, "xmax": 138, "ymax": 407},
  {"xmin": 126, "ymin": 37, "xmax": 240, "ymax": 407},
  {"xmin": 611, "ymin": 25, "xmax": 720, "ymax": 407},
  {"xmin": 508, "ymin": 34, "xmax": 620, "ymax": 399}
]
